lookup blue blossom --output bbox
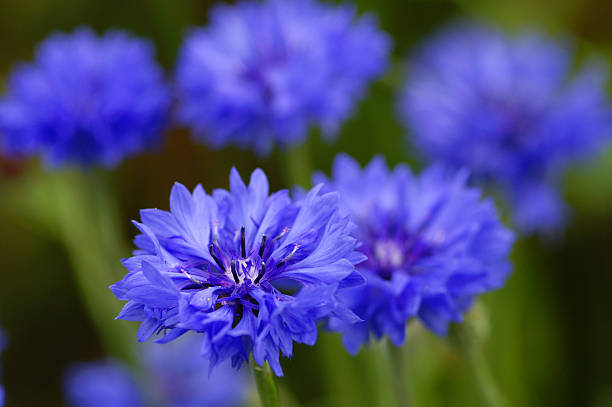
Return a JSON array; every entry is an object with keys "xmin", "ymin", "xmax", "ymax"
[
  {"xmin": 143, "ymin": 334, "xmax": 249, "ymax": 407},
  {"xmin": 64, "ymin": 360, "xmax": 144, "ymax": 407},
  {"xmin": 319, "ymin": 155, "xmax": 514, "ymax": 353},
  {"xmin": 0, "ymin": 329, "xmax": 5, "ymax": 407},
  {"xmin": 399, "ymin": 23, "xmax": 612, "ymax": 234},
  {"xmin": 64, "ymin": 335, "xmax": 248, "ymax": 407},
  {"xmin": 0, "ymin": 27, "xmax": 170, "ymax": 168},
  {"xmin": 111, "ymin": 168, "xmax": 364, "ymax": 376},
  {"xmin": 175, "ymin": 0, "xmax": 390, "ymax": 155}
]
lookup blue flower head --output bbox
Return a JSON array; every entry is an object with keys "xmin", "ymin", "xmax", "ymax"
[
  {"xmin": 64, "ymin": 335, "xmax": 248, "ymax": 407},
  {"xmin": 175, "ymin": 0, "xmax": 390, "ymax": 155},
  {"xmin": 64, "ymin": 360, "xmax": 144, "ymax": 407},
  {"xmin": 111, "ymin": 168, "xmax": 364, "ymax": 376},
  {"xmin": 0, "ymin": 27, "xmax": 170, "ymax": 168},
  {"xmin": 319, "ymin": 155, "xmax": 514, "ymax": 353},
  {"xmin": 399, "ymin": 22, "xmax": 612, "ymax": 234},
  {"xmin": 143, "ymin": 334, "xmax": 249, "ymax": 407}
]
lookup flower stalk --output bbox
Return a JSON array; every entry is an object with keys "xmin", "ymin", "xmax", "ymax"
[
  {"xmin": 387, "ymin": 342, "xmax": 411, "ymax": 407},
  {"xmin": 50, "ymin": 170, "xmax": 136, "ymax": 365},
  {"xmin": 450, "ymin": 305, "xmax": 508, "ymax": 407},
  {"xmin": 250, "ymin": 354, "xmax": 281, "ymax": 407}
]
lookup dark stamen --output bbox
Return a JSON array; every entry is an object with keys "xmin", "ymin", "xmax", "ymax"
[
  {"xmin": 258, "ymin": 234, "xmax": 267, "ymax": 258},
  {"xmin": 254, "ymin": 261, "xmax": 266, "ymax": 284},
  {"xmin": 240, "ymin": 226, "xmax": 246, "ymax": 258},
  {"xmin": 230, "ymin": 260, "xmax": 240, "ymax": 283},
  {"xmin": 208, "ymin": 243, "xmax": 225, "ymax": 271}
]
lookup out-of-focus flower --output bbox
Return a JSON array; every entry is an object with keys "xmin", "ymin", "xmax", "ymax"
[
  {"xmin": 64, "ymin": 335, "xmax": 248, "ymax": 407},
  {"xmin": 0, "ymin": 329, "xmax": 5, "ymax": 407},
  {"xmin": 0, "ymin": 27, "xmax": 170, "ymax": 168},
  {"xmin": 175, "ymin": 0, "xmax": 390, "ymax": 155},
  {"xmin": 399, "ymin": 22, "xmax": 612, "ymax": 234},
  {"xmin": 111, "ymin": 168, "xmax": 364, "ymax": 376},
  {"xmin": 64, "ymin": 360, "xmax": 144, "ymax": 407},
  {"xmin": 319, "ymin": 154, "xmax": 514, "ymax": 353},
  {"xmin": 144, "ymin": 334, "xmax": 249, "ymax": 407}
]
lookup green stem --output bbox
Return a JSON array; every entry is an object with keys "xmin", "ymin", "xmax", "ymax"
[
  {"xmin": 281, "ymin": 139, "xmax": 313, "ymax": 188},
  {"xmin": 250, "ymin": 354, "xmax": 281, "ymax": 407},
  {"xmin": 452, "ymin": 323, "xmax": 508, "ymax": 407},
  {"xmin": 387, "ymin": 342, "xmax": 411, "ymax": 407},
  {"xmin": 50, "ymin": 170, "xmax": 136, "ymax": 365},
  {"xmin": 364, "ymin": 341, "xmax": 399, "ymax": 407}
]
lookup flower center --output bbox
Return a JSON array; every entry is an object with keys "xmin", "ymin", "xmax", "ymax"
[
  {"xmin": 192, "ymin": 225, "xmax": 299, "ymax": 288},
  {"xmin": 205, "ymin": 226, "xmax": 269, "ymax": 286},
  {"xmin": 361, "ymin": 232, "xmax": 432, "ymax": 280},
  {"xmin": 373, "ymin": 240, "xmax": 404, "ymax": 270}
]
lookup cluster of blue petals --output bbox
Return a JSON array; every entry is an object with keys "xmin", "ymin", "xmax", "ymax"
[
  {"xmin": 111, "ymin": 168, "xmax": 364, "ymax": 376},
  {"xmin": 175, "ymin": 0, "xmax": 390, "ymax": 155},
  {"xmin": 64, "ymin": 334, "xmax": 247, "ymax": 407},
  {"xmin": 0, "ymin": 27, "xmax": 170, "ymax": 168},
  {"xmin": 399, "ymin": 23, "xmax": 612, "ymax": 233},
  {"xmin": 318, "ymin": 155, "xmax": 514, "ymax": 353}
]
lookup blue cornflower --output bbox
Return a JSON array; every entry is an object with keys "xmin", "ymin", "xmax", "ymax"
[
  {"xmin": 399, "ymin": 23, "xmax": 612, "ymax": 234},
  {"xmin": 64, "ymin": 360, "xmax": 144, "ymax": 407},
  {"xmin": 64, "ymin": 335, "xmax": 248, "ymax": 407},
  {"xmin": 143, "ymin": 334, "xmax": 249, "ymax": 407},
  {"xmin": 175, "ymin": 0, "xmax": 390, "ymax": 155},
  {"xmin": 319, "ymin": 155, "xmax": 514, "ymax": 353},
  {"xmin": 0, "ymin": 27, "xmax": 170, "ymax": 168},
  {"xmin": 111, "ymin": 168, "xmax": 364, "ymax": 376},
  {"xmin": 0, "ymin": 329, "xmax": 5, "ymax": 407}
]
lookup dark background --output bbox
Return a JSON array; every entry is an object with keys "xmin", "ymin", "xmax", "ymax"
[{"xmin": 1, "ymin": 0, "xmax": 612, "ymax": 406}]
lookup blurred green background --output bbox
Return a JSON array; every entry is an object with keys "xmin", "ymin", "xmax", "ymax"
[{"xmin": 1, "ymin": 0, "xmax": 612, "ymax": 406}]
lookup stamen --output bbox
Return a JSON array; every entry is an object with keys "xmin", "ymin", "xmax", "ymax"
[
  {"xmin": 180, "ymin": 268, "xmax": 207, "ymax": 286},
  {"xmin": 213, "ymin": 220, "xmax": 219, "ymax": 244},
  {"xmin": 230, "ymin": 260, "xmax": 240, "ymax": 283},
  {"xmin": 275, "ymin": 227, "xmax": 290, "ymax": 240},
  {"xmin": 254, "ymin": 261, "xmax": 266, "ymax": 284},
  {"xmin": 240, "ymin": 226, "xmax": 246, "ymax": 258},
  {"xmin": 258, "ymin": 234, "xmax": 267, "ymax": 258},
  {"xmin": 277, "ymin": 244, "xmax": 300, "ymax": 268},
  {"xmin": 208, "ymin": 243, "xmax": 225, "ymax": 271}
]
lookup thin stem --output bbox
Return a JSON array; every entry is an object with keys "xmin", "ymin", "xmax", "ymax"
[
  {"xmin": 387, "ymin": 342, "xmax": 411, "ymax": 407},
  {"xmin": 50, "ymin": 170, "xmax": 136, "ymax": 365},
  {"xmin": 452, "ymin": 322, "xmax": 508, "ymax": 407},
  {"xmin": 250, "ymin": 353, "xmax": 281, "ymax": 407},
  {"xmin": 281, "ymin": 139, "xmax": 312, "ymax": 188}
]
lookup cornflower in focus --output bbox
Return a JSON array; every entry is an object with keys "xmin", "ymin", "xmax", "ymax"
[
  {"xmin": 399, "ymin": 23, "xmax": 612, "ymax": 234},
  {"xmin": 319, "ymin": 154, "xmax": 514, "ymax": 353},
  {"xmin": 0, "ymin": 27, "xmax": 170, "ymax": 168},
  {"xmin": 111, "ymin": 168, "xmax": 364, "ymax": 375},
  {"xmin": 175, "ymin": 0, "xmax": 390, "ymax": 155},
  {"xmin": 64, "ymin": 334, "xmax": 248, "ymax": 407}
]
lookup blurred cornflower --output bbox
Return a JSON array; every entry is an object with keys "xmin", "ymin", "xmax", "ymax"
[
  {"xmin": 318, "ymin": 155, "xmax": 514, "ymax": 353},
  {"xmin": 0, "ymin": 329, "xmax": 5, "ymax": 407},
  {"xmin": 64, "ymin": 361, "xmax": 144, "ymax": 407},
  {"xmin": 399, "ymin": 23, "xmax": 612, "ymax": 234},
  {"xmin": 111, "ymin": 168, "xmax": 364, "ymax": 376},
  {"xmin": 143, "ymin": 334, "xmax": 249, "ymax": 407},
  {"xmin": 0, "ymin": 27, "xmax": 170, "ymax": 168},
  {"xmin": 175, "ymin": 0, "xmax": 390, "ymax": 155},
  {"xmin": 64, "ymin": 335, "xmax": 248, "ymax": 407}
]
